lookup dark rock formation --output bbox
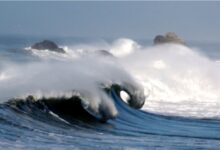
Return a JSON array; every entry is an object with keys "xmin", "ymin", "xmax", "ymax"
[
  {"xmin": 154, "ymin": 32, "xmax": 185, "ymax": 45},
  {"xmin": 31, "ymin": 40, "xmax": 65, "ymax": 53},
  {"xmin": 95, "ymin": 50, "xmax": 114, "ymax": 57}
]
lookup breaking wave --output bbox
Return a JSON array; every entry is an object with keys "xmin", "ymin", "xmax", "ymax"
[
  {"xmin": 1, "ymin": 37, "xmax": 220, "ymax": 149},
  {"xmin": 20, "ymin": 38, "xmax": 220, "ymax": 118}
]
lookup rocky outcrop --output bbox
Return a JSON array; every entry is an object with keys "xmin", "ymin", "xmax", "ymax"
[
  {"xmin": 95, "ymin": 50, "xmax": 114, "ymax": 57},
  {"xmin": 153, "ymin": 32, "xmax": 185, "ymax": 45},
  {"xmin": 31, "ymin": 40, "xmax": 65, "ymax": 53}
]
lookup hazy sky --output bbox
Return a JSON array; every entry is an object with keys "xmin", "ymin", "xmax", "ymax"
[{"xmin": 0, "ymin": 1, "xmax": 220, "ymax": 42}]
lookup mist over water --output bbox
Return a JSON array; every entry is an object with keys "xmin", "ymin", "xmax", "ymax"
[
  {"xmin": 120, "ymin": 44, "xmax": 220, "ymax": 118},
  {"xmin": 2, "ymin": 37, "xmax": 220, "ymax": 149},
  {"xmin": 1, "ymin": 38, "xmax": 220, "ymax": 119}
]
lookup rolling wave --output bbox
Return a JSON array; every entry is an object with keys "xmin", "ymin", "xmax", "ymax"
[
  {"xmin": 1, "ymin": 88, "xmax": 220, "ymax": 149},
  {"xmin": 22, "ymin": 40, "xmax": 220, "ymax": 119},
  {"xmin": 1, "ymin": 37, "xmax": 220, "ymax": 149}
]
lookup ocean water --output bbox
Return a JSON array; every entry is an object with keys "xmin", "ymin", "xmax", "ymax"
[{"xmin": 1, "ymin": 36, "xmax": 220, "ymax": 149}]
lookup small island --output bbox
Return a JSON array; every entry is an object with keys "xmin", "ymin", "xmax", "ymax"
[
  {"xmin": 153, "ymin": 32, "xmax": 185, "ymax": 45},
  {"xmin": 31, "ymin": 40, "xmax": 65, "ymax": 53}
]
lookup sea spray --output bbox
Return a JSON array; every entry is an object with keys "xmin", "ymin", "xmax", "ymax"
[
  {"xmin": 2, "ymin": 38, "xmax": 220, "ymax": 118},
  {"xmin": 1, "ymin": 36, "xmax": 220, "ymax": 149},
  {"xmin": 119, "ymin": 43, "xmax": 220, "ymax": 118},
  {"xmin": 29, "ymin": 38, "xmax": 220, "ymax": 118},
  {"xmin": 0, "ymin": 53, "xmax": 146, "ymax": 121}
]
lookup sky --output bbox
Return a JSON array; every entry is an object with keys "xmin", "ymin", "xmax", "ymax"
[{"xmin": 0, "ymin": 1, "xmax": 220, "ymax": 42}]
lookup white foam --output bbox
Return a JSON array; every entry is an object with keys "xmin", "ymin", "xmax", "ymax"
[
  {"xmin": 25, "ymin": 46, "xmax": 79, "ymax": 60},
  {"xmin": 4, "ymin": 39, "xmax": 220, "ymax": 118},
  {"xmin": 119, "ymin": 43, "xmax": 220, "ymax": 118},
  {"xmin": 120, "ymin": 90, "xmax": 130, "ymax": 103},
  {"xmin": 110, "ymin": 38, "xmax": 140, "ymax": 57},
  {"xmin": 0, "ymin": 54, "xmax": 140, "ymax": 120}
]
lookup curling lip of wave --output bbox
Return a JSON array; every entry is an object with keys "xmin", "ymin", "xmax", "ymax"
[
  {"xmin": 0, "ymin": 55, "xmax": 146, "ymax": 121},
  {"xmin": 2, "ymin": 36, "xmax": 220, "ymax": 150},
  {"xmin": 6, "ymin": 81, "xmax": 146, "ymax": 122},
  {"xmin": 2, "ymin": 38, "xmax": 220, "ymax": 119}
]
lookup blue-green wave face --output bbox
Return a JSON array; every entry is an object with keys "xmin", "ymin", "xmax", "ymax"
[{"xmin": 1, "ymin": 35, "xmax": 220, "ymax": 149}]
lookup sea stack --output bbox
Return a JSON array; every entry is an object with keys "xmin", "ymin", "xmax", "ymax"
[
  {"xmin": 31, "ymin": 40, "xmax": 65, "ymax": 53},
  {"xmin": 153, "ymin": 32, "xmax": 185, "ymax": 45}
]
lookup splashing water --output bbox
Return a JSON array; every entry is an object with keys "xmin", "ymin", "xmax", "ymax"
[
  {"xmin": 30, "ymin": 38, "xmax": 220, "ymax": 119},
  {"xmin": 1, "ymin": 37, "xmax": 220, "ymax": 149},
  {"xmin": 119, "ymin": 43, "xmax": 220, "ymax": 118}
]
